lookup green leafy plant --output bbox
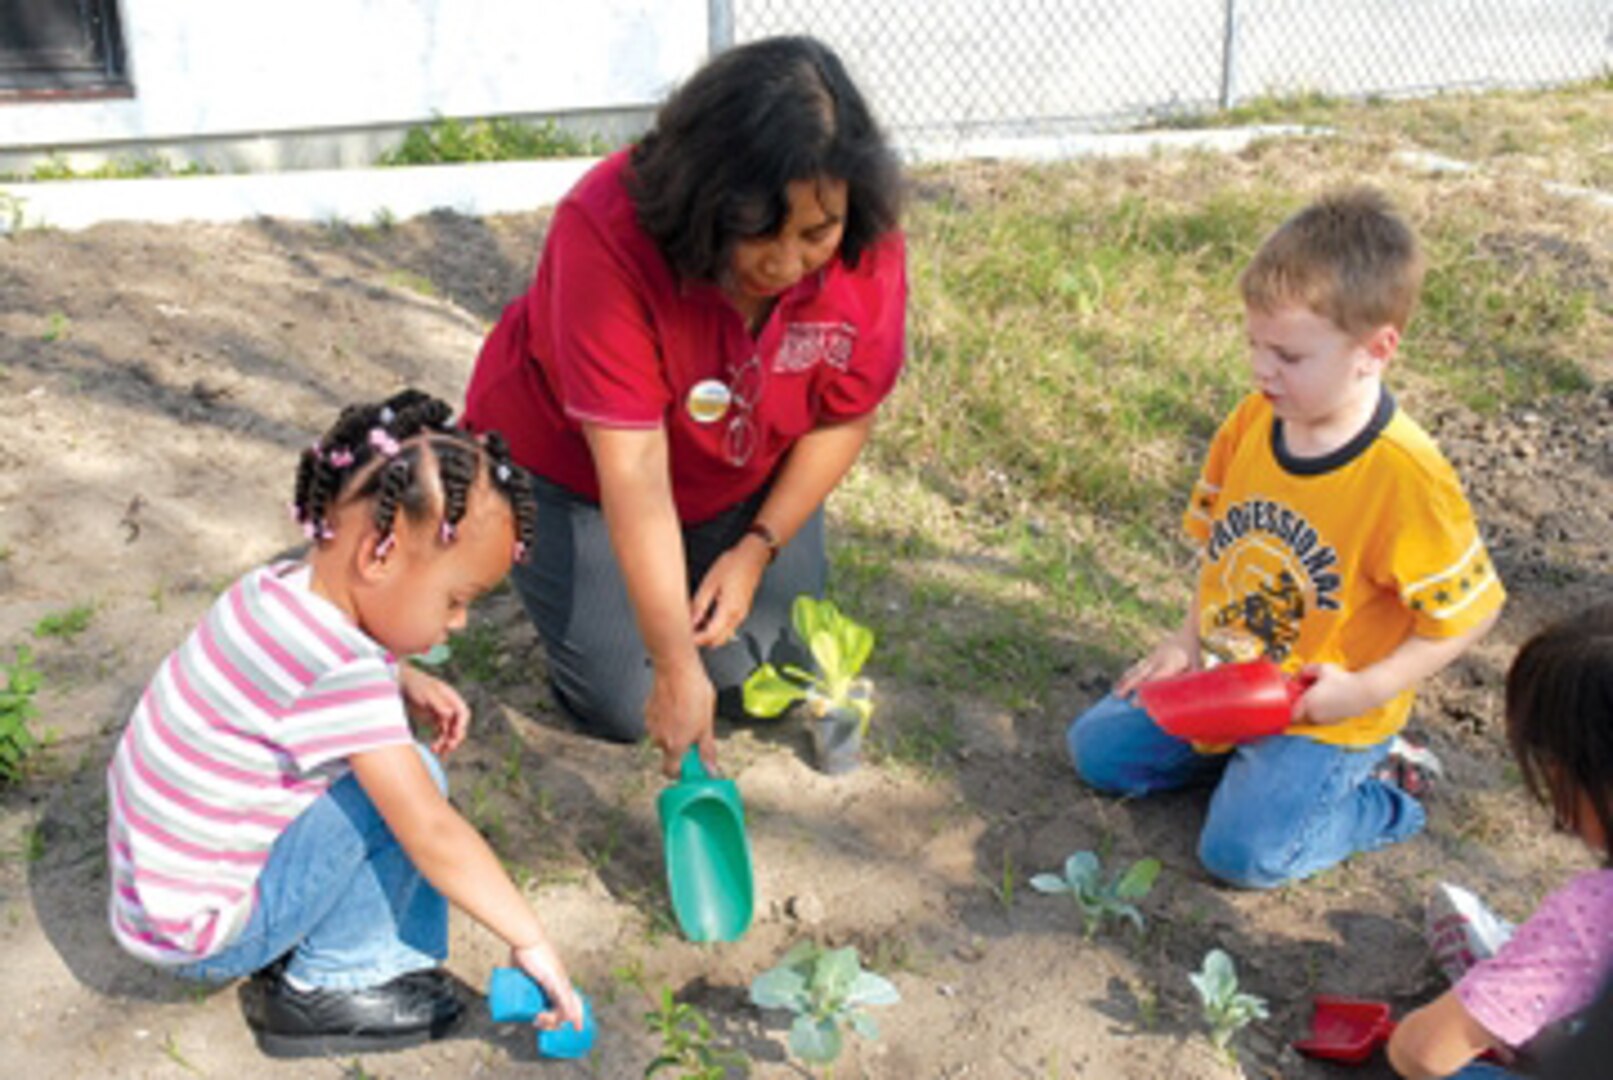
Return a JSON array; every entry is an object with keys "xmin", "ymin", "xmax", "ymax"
[
  {"xmin": 378, "ymin": 114, "xmax": 609, "ymax": 166},
  {"xmin": 742, "ymin": 596, "xmax": 876, "ymax": 731},
  {"xmin": 749, "ymin": 940, "xmax": 899, "ymax": 1068},
  {"xmin": 1190, "ymin": 948, "xmax": 1269, "ymax": 1058},
  {"xmin": 0, "ymin": 646, "xmax": 42, "ymax": 784},
  {"xmin": 33, "ymin": 603, "xmax": 93, "ymax": 639},
  {"xmin": 644, "ymin": 987, "xmax": 747, "ymax": 1079},
  {"xmin": 1029, "ymin": 851, "xmax": 1161, "ymax": 939}
]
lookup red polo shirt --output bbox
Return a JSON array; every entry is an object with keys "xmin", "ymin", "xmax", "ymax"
[{"xmin": 463, "ymin": 150, "xmax": 907, "ymax": 524}]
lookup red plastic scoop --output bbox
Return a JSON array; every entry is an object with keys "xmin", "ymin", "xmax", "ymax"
[
  {"xmin": 1135, "ymin": 659, "xmax": 1306, "ymax": 743},
  {"xmin": 1294, "ymin": 996, "xmax": 1504, "ymax": 1067},
  {"xmin": 1294, "ymin": 996, "xmax": 1395, "ymax": 1064}
]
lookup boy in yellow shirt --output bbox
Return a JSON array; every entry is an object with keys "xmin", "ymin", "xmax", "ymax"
[{"xmin": 1068, "ymin": 188, "xmax": 1504, "ymax": 888}]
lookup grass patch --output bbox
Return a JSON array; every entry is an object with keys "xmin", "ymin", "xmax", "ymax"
[
  {"xmin": 379, "ymin": 114, "xmax": 611, "ymax": 166},
  {"xmin": 10, "ymin": 154, "xmax": 214, "ymax": 182},
  {"xmin": 832, "ymin": 87, "xmax": 1610, "ymax": 724}
]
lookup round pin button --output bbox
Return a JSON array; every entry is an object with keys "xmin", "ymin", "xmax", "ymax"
[{"xmin": 686, "ymin": 379, "xmax": 732, "ymax": 424}]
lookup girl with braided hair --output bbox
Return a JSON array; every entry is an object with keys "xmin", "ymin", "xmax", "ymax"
[{"xmin": 106, "ymin": 389, "xmax": 581, "ymax": 1059}]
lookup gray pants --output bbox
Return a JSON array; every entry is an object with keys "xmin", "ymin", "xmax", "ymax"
[{"xmin": 512, "ymin": 475, "xmax": 825, "ymax": 742}]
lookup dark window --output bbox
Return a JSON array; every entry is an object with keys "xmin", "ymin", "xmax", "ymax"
[{"xmin": 0, "ymin": 0, "xmax": 129, "ymax": 96}]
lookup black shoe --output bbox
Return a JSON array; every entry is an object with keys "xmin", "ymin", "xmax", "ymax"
[{"xmin": 240, "ymin": 965, "xmax": 465, "ymax": 1058}]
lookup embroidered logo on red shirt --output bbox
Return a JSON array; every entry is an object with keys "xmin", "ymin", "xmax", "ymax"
[{"xmin": 774, "ymin": 321, "xmax": 858, "ymax": 373}]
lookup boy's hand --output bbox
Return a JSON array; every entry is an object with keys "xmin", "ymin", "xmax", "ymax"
[
  {"xmin": 400, "ymin": 665, "xmax": 471, "ymax": 755},
  {"xmin": 1291, "ymin": 662, "xmax": 1380, "ymax": 725},
  {"xmin": 1115, "ymin": 638, "xmax": 1198, "ymax": 697},
  {"xmin": 511, "ymin": 940, "xmax": 585, "ymax": 1033}
]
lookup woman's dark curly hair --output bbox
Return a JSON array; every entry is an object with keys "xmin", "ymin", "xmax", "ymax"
[
  {"xmin": 1506, "ymin": 601, "xmax": 1613, "ymax": 866},
  {"xmin": 628, "ymin": 35, "xmax": 903, "ymax": 284}
]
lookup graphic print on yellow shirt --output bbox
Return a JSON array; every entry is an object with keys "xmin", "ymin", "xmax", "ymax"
[{"xmin": 1182, "ymin": 390, "xmax": 1504, "ymax": 748}]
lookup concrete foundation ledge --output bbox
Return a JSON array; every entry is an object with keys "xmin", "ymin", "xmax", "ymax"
[{"xmin": 0, "ymin": 156, "xmax": 600, "ymax": 233}]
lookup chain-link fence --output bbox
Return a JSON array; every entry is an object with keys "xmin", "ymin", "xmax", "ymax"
[{"xmin": 713, "ymin": 1, "xmax": 1612, "ymax": 147}]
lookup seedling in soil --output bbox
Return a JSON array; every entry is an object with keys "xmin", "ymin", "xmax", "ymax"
[
  {"xmin": 33, "ymin": 603, "xmax": 93, "ymax": 640},
  {"xmin": 743, "ymin": 596, "xmax": 876, "ymax": 730},
  {"xmin": 1029, "ymin": 851, "xmax": 1161, "ymax": 939},
  {"xmin": 0, "ymin": 646, "xmax": 43, "ymax": 785},
  {"xmin": 750, "ymin": 940, "xmax": 900, "ymax": 1069},
  {"xmin": 644, "ymin": 987, "xmax": 747, "ymax": 1079},
  {"xmin": 1190, "ymin": 948, "xmax": 1269, "ymax": 1060}
]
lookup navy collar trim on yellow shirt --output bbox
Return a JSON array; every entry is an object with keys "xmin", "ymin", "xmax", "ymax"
[{"xmin": 1271, "ymin": 386, "xmax": 1396, "ymax": 476}]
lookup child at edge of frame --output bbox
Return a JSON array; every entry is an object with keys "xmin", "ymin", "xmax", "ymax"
[
  {"xmin": 105, "ymin": 389, "xmax": 583, "ymax": 1058},
  {"xmin": 1066, "ymin": 187, "xmax": 1505, "ymax": 889},
  {"xmin": 1388, "ymin": 603, "xmax": 1613, "ymax": 1079}
]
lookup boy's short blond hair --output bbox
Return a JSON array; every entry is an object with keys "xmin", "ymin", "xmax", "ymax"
[{"xmin": 1239, "ymin": 187, "xmax": 1426, "ymax": 339}]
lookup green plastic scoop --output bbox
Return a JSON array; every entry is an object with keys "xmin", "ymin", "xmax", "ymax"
[{"xmin": 657, "ymin": 747, "xmax": 755, "ymax": 942}]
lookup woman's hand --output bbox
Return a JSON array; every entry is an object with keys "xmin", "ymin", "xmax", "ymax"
[
  {"xmin": 690, "ymin": 537, "xmax": 770, "ymax": 649},
  {"xmin": 399, "ymin": 665, "xmax": 470, "ymax": 755},
  {"xmin": 644, "ymin": 658, "xmax": 718, "ymax": 777},
  {"xmin": 510, "ymin": 940, "xmax": 585, "ymax": 1034}
]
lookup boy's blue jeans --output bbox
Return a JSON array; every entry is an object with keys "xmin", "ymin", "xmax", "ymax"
[
  {"xmin": 175, "ymin": 744, "xmax": 449, "ymax": 990},
  {"xmin": 1067, "ymin": 694, "xmax": 1425, "ymax": 888}
]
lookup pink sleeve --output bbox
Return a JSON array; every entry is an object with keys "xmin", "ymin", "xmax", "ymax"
[
  {"xmin": 1456, "ymin": 870, "xmax": 1613, "ymax": 1047},
  {"xmin": 817, "ymin": 233, "xmax": 907, "ymax": 423},
  {"xmin": 539, "ymin": 202, "xmax": 669, "ymax": 428},
  {"xmin": 280, "ymin": 657, "xmax": 412, "ymax": 774}
]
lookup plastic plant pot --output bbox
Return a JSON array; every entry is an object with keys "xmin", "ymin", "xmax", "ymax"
[
  {"xmin": 810, "ymin": 705, "xmax": 865, "ymax": 775},
  {"xmin": 1135, "ymin": 658, "xmax": 1307, "ymax": 743}
]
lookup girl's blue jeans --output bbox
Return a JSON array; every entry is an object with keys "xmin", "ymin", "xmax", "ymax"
[
  {"xmin": 174, "ymin": 744, "xmax": 449, "ymax": 990},
  {"xmin": 1067, "ymin": 694, "xmax": 1425, "ymax": 888}
]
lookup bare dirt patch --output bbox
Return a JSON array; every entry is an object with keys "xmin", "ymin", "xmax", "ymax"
[{"xmin": 0, "ymin": 204, "xmax": 1608, "ymax": 1079}]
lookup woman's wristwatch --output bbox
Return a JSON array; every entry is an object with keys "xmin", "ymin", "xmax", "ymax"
[{"xmin": 744, "ymin": 520, "xmax": 780, "ymax": 564}]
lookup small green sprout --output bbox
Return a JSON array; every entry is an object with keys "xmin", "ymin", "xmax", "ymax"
[
  {"xmin": 1030, "ymin": 851, "xmax": 1160, "ymax": 939},
  {"xmin": 1190, "ymin": 948, "xmax": 1269, "ymax": 1057},
  {"xmin": 644, "ymin": 987, "xmax": 747, "ymax": 1078},
  {"xmin": 0, "ymin": 646, "xmax": 43, "ymax": 784}
]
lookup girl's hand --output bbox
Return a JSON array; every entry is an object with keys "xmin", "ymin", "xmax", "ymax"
[
  {"xmin": 1290, "ymin": 662, "xmax": 1380, "ymax": 725},
  {"xmin": 510, "ymin": 940, "xmax": 584, "ymax": 1033},
  {"xmin": 689, "ymin": 542, "xmax": 768, "ymax": 650},
  {"xmin": 1115, "ymin": 637, "xmax": 1199, "ymax": 697},
  {"xmin": 400, "ymin": 666, "xmax": 471, "ymax": 755}
]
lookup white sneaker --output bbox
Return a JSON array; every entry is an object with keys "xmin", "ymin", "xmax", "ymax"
[{"xmin": 1426, "ymin": 881, "xmax": 1515, "ymax": 983}]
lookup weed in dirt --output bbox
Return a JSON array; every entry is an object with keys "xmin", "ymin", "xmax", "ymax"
[
  {"xmin": 1190, "ymin": 948, "xmax": 1269, "ymax": 1063},
  {"xmin": 0, "ymin": 646, "xmax": 43, "ymax": 784},
  {"xmin": 33, "ymin": 603, "xmax": 93, "ymax": 640},
  {"xmin": 977, "ymin": 848, "xmax": 1019, "ymax": 916},
  {"xmin": 159, "ymin": 1031, "xmax": 199, "ymax": 1074},
  {"xmin": 464, "ymin": 776, "xmax": 507, "ymax": 848},
  {"xmin": 750, "ymin": 940, "xmax": 900, "ymax": 1071},
  {"xmin": 1031, "ymin": 851, "xmax": 1161, "ymax": 939},
  {"xmin": 383, "ymin": 269, "xmax": 438, "ymax": 298},
  {"xmin": 41, "ymin": 311, "xmax": 70, "ymax": 342},
  {"xmin": 340, "ymin": 1060, "xmax": 379, "ymax": 1080},
  {"xmin": 644, "ymin": 987, "xmax": 748, "ymax": 1079},
  {"xmin": 447, "ymin": 621, "xmax": 505, "ymax": 684}
]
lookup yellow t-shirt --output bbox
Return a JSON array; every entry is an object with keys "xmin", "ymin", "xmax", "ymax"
[{"xmin": 1182, "ymin": 390, "xmax": 1504, "ymax": 747}]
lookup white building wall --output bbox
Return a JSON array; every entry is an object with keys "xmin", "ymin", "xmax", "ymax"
[{"xmin": 0, "ymin": 0, "xmax": 707, "ymax": 154}]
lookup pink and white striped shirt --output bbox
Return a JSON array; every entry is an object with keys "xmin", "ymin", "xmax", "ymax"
[{"xmin": 107, "ymin": 563, "xmax": 411, "ymax": 965}]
